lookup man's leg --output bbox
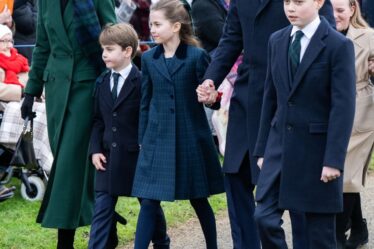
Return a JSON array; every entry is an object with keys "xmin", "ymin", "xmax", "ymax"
[
  {"xmin": 305, "ymin": 212, "xmax": 336, "ymax": 249},
  {"xmin": 254, "ymin": 176, "xmax": 287, "ymax": 249},
  {"xmin": 225, "ymin": 155, "xmax": 261, "ymax": 249},
  {"xmin": 88, "ymin": 191, "xmax": 118, "ymax": 249}
]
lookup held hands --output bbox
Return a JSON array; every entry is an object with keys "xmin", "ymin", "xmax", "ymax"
[
  {"xmin": 196, "ymin": 79, "xmax": 218, "ymax": 105},
  {"xmin": 320, "ymin": 166, "xmax": 341, "ymax": 183},
  {"xmin": 257, "ymin": 157, "xmax": 264, "ymax": 169},
  {"xmin": 92, "ymin": 153, "xmax": 107, "ymax": 171}
]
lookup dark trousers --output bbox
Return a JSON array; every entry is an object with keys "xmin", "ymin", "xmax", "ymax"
[
  {"xmin": 224, "ymin": 156, "xmax": 261, "ymax": 249},
  {"xmin": 88, "ymin": 191, "xmax": 170, "ymax": 249},
  {"xmin": 254, "ymin": 176, "xmax": 337, "ymax": 249},
  {"xmin": 134, "ymin": 198, "xmax": 217, "ymax": 249},
  {"xmin": 336, "ymin": 193, "xmax": 363, "ymax": 242}
]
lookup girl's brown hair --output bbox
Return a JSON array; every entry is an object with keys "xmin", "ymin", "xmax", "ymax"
[
  {"xmin": 151, "ymin": 0, "xmax": 200, "ymax": 47},
  {"xmin": 349, "ymin": 0, "xmax": 370, "ymax": 29}
]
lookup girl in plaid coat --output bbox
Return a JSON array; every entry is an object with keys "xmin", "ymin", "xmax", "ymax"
[{"xmin": 132, "ymin": 0, "xmax": 224, "ymax": 248}]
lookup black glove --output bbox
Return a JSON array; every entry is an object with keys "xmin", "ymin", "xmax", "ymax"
[{"xmin": 21, "ymin": 93, "xmax": 35, "ymax": 120}]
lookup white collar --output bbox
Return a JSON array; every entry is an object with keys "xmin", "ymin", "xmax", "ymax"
[
  {"xmin": 111, "ymin": 63, "xmax": 133, "ymax": 79},
  {"xmin": 291, "ymin": 16, "xmax": 321, "ymax": 40}
]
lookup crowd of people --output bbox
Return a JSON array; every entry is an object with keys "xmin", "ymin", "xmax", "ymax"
[{"xmin": 0, "ymin": 0, "xmax": 373, "ymax": 249}]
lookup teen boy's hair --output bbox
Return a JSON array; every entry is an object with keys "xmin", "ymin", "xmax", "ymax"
[{"xmin": 99, "ymin": 23, "xmax": 139, "ymax": 59}]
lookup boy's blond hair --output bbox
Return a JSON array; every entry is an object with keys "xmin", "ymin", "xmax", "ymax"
[{"xmin": 99, "ymin": 23, "xmax": 139, "ymax": 59}]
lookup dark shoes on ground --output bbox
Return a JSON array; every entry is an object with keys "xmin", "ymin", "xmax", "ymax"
[{"xmin": 346, "ymin": 219, "xmax": 369, "ymax": 249}]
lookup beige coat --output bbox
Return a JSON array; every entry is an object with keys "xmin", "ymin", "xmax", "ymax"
[{"xmin": 343, "ymin": 25, "xmax": 374, "ymax": 192}]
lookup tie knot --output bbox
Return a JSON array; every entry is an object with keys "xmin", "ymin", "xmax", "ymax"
[
  {"xmin": 294, "ymin": 30, "xmax": 304, "ymax": 42},
  {"xmin": 112, "ymin": 72, "xmax": 120, "ymax": 82}
]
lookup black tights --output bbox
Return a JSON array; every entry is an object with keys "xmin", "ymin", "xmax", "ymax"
[
  {"xmin": 57, "ymin": 229, "xmax": 76, "ymax": 249},
  {"xmin": 336, "ymin": 193, "xmax": 363, "ymax": 241},
  {"xmin": 134, "ymin": 198, "xmax": 218, "ymax": 249}
]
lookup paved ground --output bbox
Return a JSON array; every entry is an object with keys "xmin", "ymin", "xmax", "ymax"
[{"xmin": 122, "ymin": 173, "xmax": 374, "ymax": 249}]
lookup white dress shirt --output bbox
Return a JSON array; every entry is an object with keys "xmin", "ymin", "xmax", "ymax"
[
  {"xmin": 110, "ymin": 63, "xmax": 133, "ymax": 96},
  {"xmin": 290, "ymin": 16, "xmax": 321, "ymax": 62}
]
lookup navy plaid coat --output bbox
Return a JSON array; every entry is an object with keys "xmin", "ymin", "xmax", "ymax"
[{"xmin": 132, "ymin": 44, "xmax": 224, "ymax": 201}]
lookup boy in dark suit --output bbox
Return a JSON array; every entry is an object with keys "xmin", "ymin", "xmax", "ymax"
[
  {"xmin": 253, "ymin": 0, "xmax": 356, "ymax": 248},
  {"xmin": 88, "ymin": 23, "xmax": 169, "ymax": 249}
]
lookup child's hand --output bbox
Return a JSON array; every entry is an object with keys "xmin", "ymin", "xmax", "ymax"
[
  {"xmin": 92, "ymin": 153, "xmax": 107, "ymax": 171},
  {"xmin": 257, "ymin": 157, "xmax": 264, "ymax": 169},
  {"xmin": 368, "ymin": 58, "xmax": 374, "ymax": 76},
  {"xmin": 196, "ymin": 79, "xmax": 216, "ymax": 104},
  {"xmin": 320, "ymin": 166, "xmax": 341, "ymax": 183}
]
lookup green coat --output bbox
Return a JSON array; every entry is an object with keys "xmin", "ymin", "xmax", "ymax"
[{"xmin": 25, "ymin": 0, "xmax": 116, "ymax": 229}]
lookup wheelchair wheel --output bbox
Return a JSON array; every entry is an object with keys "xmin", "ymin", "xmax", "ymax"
[{"xmin": 20, "ymin": 176, "xmax": 45, "ymax": 201}]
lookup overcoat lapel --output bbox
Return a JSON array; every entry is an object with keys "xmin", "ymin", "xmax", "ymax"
[
  {"xmin": 153, "ymin": 46, "xmax": 172, "ymax": 82},
  {"xmin": 256, "ymin": 0, "xmax": 271, "ymax": 17},
  {"xmin": 347, "ymin": 26, "xmax": 364, "ymax": 58},
  {"xmin": 114, "ymin": 67, "xmax": 138, "ymax": 109},
  {"xmin": 63, "ymin": 0, "xmax": 74, "ymax": 32},
  {"xmin": 51, "ymin": 0, "xmax": 72, "ymax": 50},
  {"xmin": 288, "ymin": 19, "xmax": 328, "ymax": 98},
  {"xmin": 169, "ymin": 56, "xmax": 185, "ymax": 77},
  {"xmin": 276, "ymin": 26, "xmax": 293, "ymax": 91},
  {"xmin": 101, "ymin": 74, "xmax": 114, "ymax": 108}
]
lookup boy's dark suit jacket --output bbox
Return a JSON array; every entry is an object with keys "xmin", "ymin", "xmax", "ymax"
[
  {"xmin": 253, "ymin": 18, "xmax": 356, "ymax": 213},
  {"xmin": 203, "ymin": 0, "xmax": 335, "ymax": 184},
  {"xmin": 90, "ymin": 66, "xmax": 141, "ymax": 196}
]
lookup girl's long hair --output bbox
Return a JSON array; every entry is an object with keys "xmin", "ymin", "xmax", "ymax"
[
  {"xmin": 151, "ymin": 0, "xmax": 200, "ymax": 47},
  {"xmin": 349, "ymin": 0, "xmax": 369, "ymax": 29}
]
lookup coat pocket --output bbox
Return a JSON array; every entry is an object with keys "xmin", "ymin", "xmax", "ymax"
[
  {"xmin": 353, "ymin": 92, "xmax": 374, "ymax": 133},
  {"xmin": 309, "ymin": 123, "xmax": 328, "ymax": 134}
]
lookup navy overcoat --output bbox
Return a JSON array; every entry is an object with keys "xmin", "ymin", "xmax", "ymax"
[
  {"xmin": 203, "ymin": 0, "xmax": 335, "ymax": 184},
  {"xmin": 90, "ymin": 66, "xmax": 141, "ymax": 196},
  {"xmin": 132, "ymin": 44, "xmax": 224, "ymax": 201},
  {"xmin": 253, "ymin": 18, "xmax": 356, "ymax": 213}
]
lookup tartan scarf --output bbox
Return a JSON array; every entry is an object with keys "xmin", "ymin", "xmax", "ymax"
[{"xmin": 73, "ymin": 0, "xmax": 104, "ymax": 73}]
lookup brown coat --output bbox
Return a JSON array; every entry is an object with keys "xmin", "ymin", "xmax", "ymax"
[{"xmin": 343, "ymin": 25, "xmax": 374, "ymax": 192}]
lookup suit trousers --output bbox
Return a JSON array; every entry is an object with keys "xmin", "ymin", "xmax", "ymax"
[
  {"xmin": 254, "ymin": 175, "xmax": 337, "ymax": 249},
  {"xmin": 224, "ymin": 154, "xmax": 261, "ymax": 249},
  {"xmin": 88, "ymin": 191, "xmax": 170, "ymax": 249}
]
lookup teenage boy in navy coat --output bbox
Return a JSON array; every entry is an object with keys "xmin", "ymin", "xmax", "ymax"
[
  {"xmin": 252, "ymin": 0, "xmax": 356, "ymax": 248},
  {"xmin": 88, "ymin": 23, "xmax": 169, "ymax": 249},
  {"xmin": 196, "ymin": 0, "xmax": 335, "ymax": 248}
]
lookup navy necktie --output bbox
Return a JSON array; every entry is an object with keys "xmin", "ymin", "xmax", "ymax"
[
  {"xmin": 112, "ymin": 73, "xmax": 120, "ymax": 101},
  {"xmin": 289, "ymin": 30, "xmax": 304, "ymax": 78}
]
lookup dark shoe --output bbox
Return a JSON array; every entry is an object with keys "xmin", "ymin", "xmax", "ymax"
[{"xmin": 346, "ymin": 219, "xmax": 368, "ymax": 249}]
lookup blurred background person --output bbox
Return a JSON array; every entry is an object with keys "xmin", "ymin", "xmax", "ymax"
[{"xmin": 331, "ymin": 0, "xmax": 374, "ymax": 248}]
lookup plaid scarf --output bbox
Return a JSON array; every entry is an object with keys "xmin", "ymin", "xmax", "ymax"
[{"xmin": 73, "ymin": 0, "xmax": 104, "ymax": 73}]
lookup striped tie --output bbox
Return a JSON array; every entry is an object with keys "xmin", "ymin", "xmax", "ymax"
[
  {"xmin": 112, "ymin": 72, "xmax": 120, "ymax": 101},
  {"xmin": 289, "ymin": 30, "xmax": 304, "ymax": 78}
]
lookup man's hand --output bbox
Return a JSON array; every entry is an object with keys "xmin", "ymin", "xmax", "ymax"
[
  {"xmin": 320, "ymin": 166, "xmax": 341, "ymax": 183},
  {"xmin": 92, "ymin": 153, "xmax": 107, "ymax": 171},
  {"xmin": 196, "ymin": 79, "xmax": 217, "ymax": 104},
  {"xmin": 257, "ymin": 157, "xmax": 264, "ymax": 169}
]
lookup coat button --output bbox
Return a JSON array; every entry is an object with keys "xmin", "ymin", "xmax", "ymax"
[
  {"xmin": 112, "ymin": 127, "xmax": 117, "ymax": 132},
  {"xmin": 170, "ymin": 108, "xmax": 175, "ymax": 113},
  {"xmin": 112, "ymin": 142, "xmax": 117, "ymax": 148},
  {"xmin": 113, "ymin": 112, "xmax": 117, "ymax": 117},
  {"xmin": 287, "ymin": 125, "xmax": 293, "ymax": 131}
]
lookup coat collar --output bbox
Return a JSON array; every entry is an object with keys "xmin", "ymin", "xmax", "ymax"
[
  {"xmin": 100, "ymin": 66, "xmax": 139, "ymax": 109},
  {"xmin": 52, "ymin": 0, "xmax": 73, "ymax": 50},
  {"xmin": 346, "ymin": 24, "xmax": 366, "ymax": 41},
  {"xmin": 113, "ymin": 65, "xmax": 139, "ymax": 109},
  {"xmin": 288, "ymin": 17, "xmax": 329, "ymax": 98},
  {"xmin": 152, "ymin": 43, "xmax": 187, "ymax": 82}
]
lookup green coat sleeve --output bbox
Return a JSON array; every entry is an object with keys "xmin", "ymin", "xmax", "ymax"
[{"xmin": 97, "ymin": 0, "xmax": 117, "ymax": 25}]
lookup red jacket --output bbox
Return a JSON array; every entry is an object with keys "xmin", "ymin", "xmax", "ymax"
[{"xmin": 0, "ymin": 48, "xmax": 29, "ymax": 87}]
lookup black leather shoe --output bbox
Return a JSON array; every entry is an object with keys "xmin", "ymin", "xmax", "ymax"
[{"xmin": 346, "ymin": 219, "xmax": 368, "ymax": 249}]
